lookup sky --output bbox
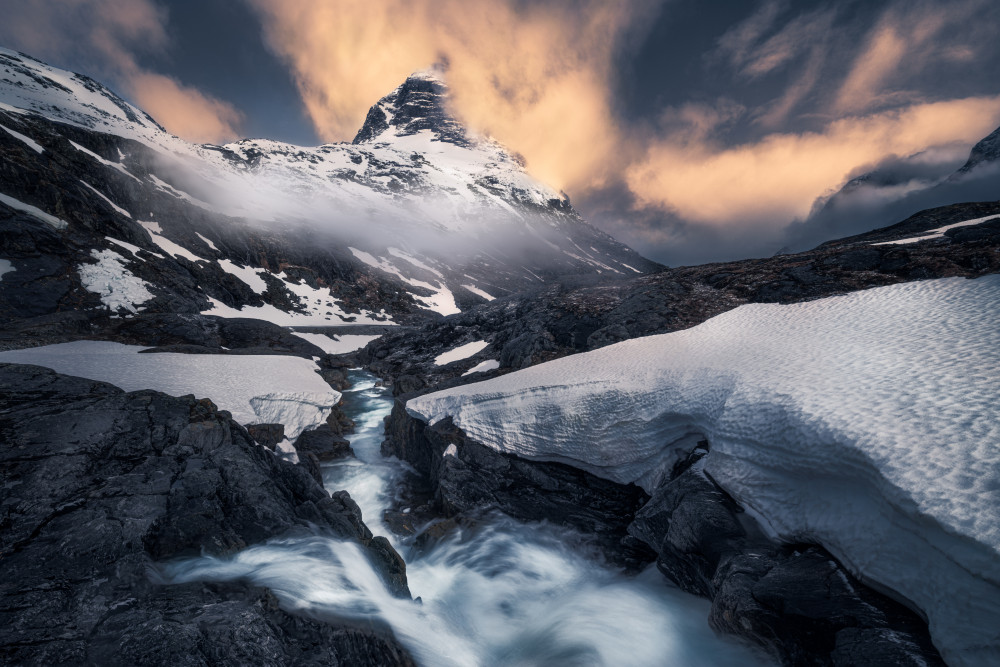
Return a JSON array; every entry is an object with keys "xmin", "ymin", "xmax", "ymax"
[{"xmin": 1, "ymin": 0, "xmax": 999, "ymax": 266}]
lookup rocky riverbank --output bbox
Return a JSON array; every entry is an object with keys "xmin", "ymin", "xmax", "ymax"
[
  {"xmin": 0, "ymin": 363, "xmax": 412, "ymax": 665},
  {"xmin": 383, "ymin": 403, "xmax": 944, "ymax": 666}
]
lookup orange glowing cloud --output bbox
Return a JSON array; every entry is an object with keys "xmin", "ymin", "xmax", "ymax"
[
  {"xmin": 0, "ymin": 0, "xmax": 243, "ymax": 144},
  {"xmin": 127, "ymin": 72, "xmax": 244, "ymax": 144},
  {"xmin": 626, "ymin": 96, "xmax": 1000, "ymax": 227},
  {"xmin": 247, "ymin": 0, "xmax": 654, "ymax": 191}
]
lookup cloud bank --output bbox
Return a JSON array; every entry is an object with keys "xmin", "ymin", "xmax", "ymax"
[{"xmin": 246, "ymin": 0, "xmax": 1000, "ymax": 263}]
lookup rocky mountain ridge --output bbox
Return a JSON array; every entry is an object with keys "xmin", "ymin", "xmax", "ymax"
[{"xmin": 0, "ymin": 47, "xmax": 656, "ymax": 346}]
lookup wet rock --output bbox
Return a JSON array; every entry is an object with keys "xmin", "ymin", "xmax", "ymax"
[
  {"xmin": 628, "ymin": 449, "xmax": 944, "ymax": 666},
  {"xmin": 245, "ymin": 423, "xmax": 285, "ymax": 450},
  {"xmin": 0, "ymin": 363, "xmax": 413, "ymax": 664},
  {"xmin": 318, "ymin": 367, "xmax": 352, "ymax": 391},
  {"xmin": 382, "ymin": 404, "xmax": 654, "ymax": 569},
  {"xmin": 294, "ymin": 424, "xmax": 354, "ymax": 461}
]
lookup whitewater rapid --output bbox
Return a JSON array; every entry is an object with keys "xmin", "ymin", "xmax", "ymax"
[{"xmin": 157, "ymin": 370, "xmax": 772, "ymax": 666}]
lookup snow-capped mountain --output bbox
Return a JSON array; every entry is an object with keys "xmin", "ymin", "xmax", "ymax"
[{"xmin": 0, "ymin": 47, "xmax": 656, "ymax": 335}]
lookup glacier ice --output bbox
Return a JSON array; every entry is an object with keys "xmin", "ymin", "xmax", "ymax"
[{"xmin": 407, "ymin": 275, "xmax": 1000, "ymax": 665}]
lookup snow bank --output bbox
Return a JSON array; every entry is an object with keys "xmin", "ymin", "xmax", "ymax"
[
  {"xmin": 289, "ymin": 331, "xmax": 381, "ymax": 355},
  {"xmin": 434, "ymin": 340, "xmax": 489, "ymax": 366},
  {"xmin": 0, "ymin": 341, "xmax": 339, "ymax": 440},
  {"xmin": 406, "ymin": 276, "xmax": 1000, "ymax": 666}
]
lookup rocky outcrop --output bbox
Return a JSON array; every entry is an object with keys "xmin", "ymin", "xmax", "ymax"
[
  {"xmin": 629, "ymin": 447, "xmax": 943, "ymax": 666},
  {"xmin": 0, "ymin": 363, "xmax": 412, "ymax": 664},
  {"xmin": 385, "ymin": 403, "xmax": 944, "ymax": 666},
  {"xmin": 958, "ymin": 124, "xmax": 1000, "ymax": 173},
  {"xmin": 381, "ymin": 402, "xmax": 654, "ymax": 569}
]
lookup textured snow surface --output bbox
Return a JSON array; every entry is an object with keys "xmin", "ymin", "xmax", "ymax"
[
  {"xmin": 0, "ymin": 341, "xmax": 338, "ymax": 439},
  {"xmin": 873, "ymin": 214, "xmax": 1000, "ymax": 245},
  {"xmin": 0, "ymin": 192, "xmax": 68, "ymax": 229},
  {"xmin": 407, "ymin": 276, "xmax": 1000, "ymax": 665},
  {"xmin": 434, "ymin": 340, "xmax": 489, "ymax": 366},
  {"xmin": 77, "ymin": 249, "xmax": 154, "ymax": 313}
]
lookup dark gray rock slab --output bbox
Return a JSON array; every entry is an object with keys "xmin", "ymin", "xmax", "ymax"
[{"xmin": 629, "ymin": 448, "xmax": 944, "ymax": 666}]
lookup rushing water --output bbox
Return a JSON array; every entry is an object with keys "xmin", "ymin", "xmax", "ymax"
[{"xmin": 159, "ymin": 370, "xmax": 773, "ymax": 666}]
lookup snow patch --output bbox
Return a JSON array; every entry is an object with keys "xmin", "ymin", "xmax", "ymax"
[
  {"xmin": 195, "ymin": 232, "xmax": 219, "ymax": 251},
  {"xmin": 462, "ymin": 284, "xmax": 495, "ymax": 301},
  {"xmin": 78, "ymin": 249, "xmax": 154, "ymax": 313},
  {"xmin": 290, "ymin": 331, "xmax": 382, "ymax": 355},
  {"xmin": 434, "ymin": 340, "xmax": 489, "ymax": 366},
  {"xmin": 873, "ymin": 214, "xmax": 1000, "ymax": 245},
  {"xmin": 81, "ymin": 180, "xmax": 131, "ymax": 218},
  {"xmin": 407, "ymin": 276, "xmax": 1000, "ymax": 666},
  {"xmin": 350, "ymin": 247, "xmax": 459, "ymax": 316},
  {"xmin": 68, "ymin": 140, "xmax": 140, "ymax": 182},
  {"xmin": 0, "ymin": 259, "xmax": 14, "ymax": 280},
  {"xmin": 105, "ymin": 236, "xmax": 160, "ymax": 260},
  {"xmin": 138, "ymin": 221, "xmax": 207, "ymax": 263},
  {"xmin": 0, "ymin": 341, "xmax": 338, "ymax": 440},
  {"xmin": 462, "ymin": 359, "xmax": 500, "ymax": 376},
  {"xmin": 443, "ymin": 443, "xmax": 458, "ymax": 458},
  {"xmin": 218, "ymin": 259, "xmax": 268, "ymax": 294},
  {"xmin": 0, "ymin": 123, "xmax": 43, "ymax": 153},
  {"xmin": 202, "ymin": 297, "xmax": 393, "ymax": 328},
  {"xmin": 0, "ymin": 192, "xmax": 68, "ymax": 229}
]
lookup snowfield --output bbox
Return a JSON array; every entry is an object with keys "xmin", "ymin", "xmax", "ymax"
[
  {"xmin": 407, "ymin": 275, "xmax": 1000, "ymax": 665},
  {"xmin": 0, "ymin": 341, "xmax": 339, "ymax": 439}
]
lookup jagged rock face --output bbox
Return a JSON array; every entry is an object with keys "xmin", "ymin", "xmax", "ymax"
[
  {"xmin": 629, "ymin": 449, "xmax": 943, "ymax": 667},
  {"xmin": 0, "ymin": 364, "xmax": 413, "ymax": 664},
  {"xmin": 959, "ymin": 124, "xmax": 1000, "ymax": 173},
  {"xmin": 381, "ymin": 403, "xmax": 654, "ymax": 569},
  {"xmin": 353, "ymin": 71, "xmax": 469, "ymax": 146}
]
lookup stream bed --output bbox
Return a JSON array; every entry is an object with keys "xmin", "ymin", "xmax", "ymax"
[{"xmin": 160, "ymin": 369, "xmax": 773, "ymax": 666}]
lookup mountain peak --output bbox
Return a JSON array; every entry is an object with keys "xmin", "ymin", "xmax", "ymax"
[
  {"xmin": 352, "ymin": 69, "xmax": 470, "ymax": 146},
  {"xmin": 958, "ymin": 124, "xmax": 1000, "ymax": 174}
]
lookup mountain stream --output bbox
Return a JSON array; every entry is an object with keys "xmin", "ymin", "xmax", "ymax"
[{"xmin": 158, "ymin": 370, "xmax": 772, "ymax": 666}]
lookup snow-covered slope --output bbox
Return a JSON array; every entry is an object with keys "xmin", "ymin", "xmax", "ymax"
[
  {"xmin": 407, "ymin": 275, "xmax": 1000, "ymax": 666},
  {"xmin": 0, "ymin": 47, "xmax": 656, "ymax": 329}
]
